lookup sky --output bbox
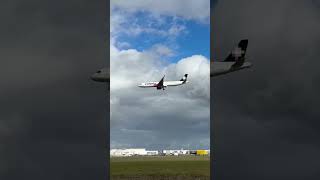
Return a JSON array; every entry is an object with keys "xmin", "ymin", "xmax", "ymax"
[
  {"xmin": 212, "ymin": 0, "xmax": 320, "ymax": 179},
  {"xmin": 110, "ymin": 0, "xmax": 210, "ymax": 150}
]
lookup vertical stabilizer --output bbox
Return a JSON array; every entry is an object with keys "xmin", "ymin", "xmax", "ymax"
[
  {"xmin": 224, "ymin": 39, "xmax": 248, "ymax": 62},
  {"xmin": 180, "ymin": 74, "xmax": 188, "ymax": 82}
]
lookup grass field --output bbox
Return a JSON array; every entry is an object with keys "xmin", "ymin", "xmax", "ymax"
[{"xmin": 110, "ymin": 155, "xmax": 210, "ymax": 180}]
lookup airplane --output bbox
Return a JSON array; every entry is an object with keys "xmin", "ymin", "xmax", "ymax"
[
  {"xmin": 90, "ymin": 68, "xmax": 109, "ymax": 82},
  {"xmin": 90, "ymin": 67, "xmax": 109, "ymax": 90},
  {"xmin": 90, "ymin": 40, "xmax": 251, "ymax": 86},
  {"xmin": 137, "ymin": 74, "xmax": 188, "ymax": 90},
  {"xmin": 211, "ymin": 39, "xmax": 251, "ymax": 77}
]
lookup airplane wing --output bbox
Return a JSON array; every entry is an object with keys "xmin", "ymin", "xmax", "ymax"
[{"xmin": 156, "ymin": 75, "xmax": 165, "ymax": 89}]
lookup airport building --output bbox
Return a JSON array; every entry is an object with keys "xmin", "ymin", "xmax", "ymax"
[
  {"xmin": 110, "ymin": 148, "xmax": 147, "ymax": 156},
  {"xmin": 162, "ymin": 149, "xmax": 189, "ymax": 156},
  {"xmin": 196, "ymin": 150, "xmax": 208, "ymax": 155},
  {"xmin": 146, "ymin": 150, "xmax": 158, "ymax": 156},
  {"xmin": 110, "ymin": 148, "xmax": 210, "ymax": 157},
  {"xmin": 110, "ymin": 148, "xmax": 160, "ymax": 157}
]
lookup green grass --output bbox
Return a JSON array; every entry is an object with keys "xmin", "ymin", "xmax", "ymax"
[{"xmin": 110, "ymin": 155, "xmax": 210, "ymax": 180}]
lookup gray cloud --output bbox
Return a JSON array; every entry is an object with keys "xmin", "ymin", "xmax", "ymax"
[
  {"xmin": 0, "ymin": 0, "xmax": 108, "ymax": 179},
  {"xmin": 212, "ymin": 0, "xmax": 320, "ymax": 179}
]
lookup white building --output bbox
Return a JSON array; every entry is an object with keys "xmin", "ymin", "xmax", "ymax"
[
  {"xmin": 110, "ymin": 148, "xmax": 152, "ymax": 157},
  {"xmin": 146, "ymin": 150, "xmax": 158, "ymax": 156},
  {"xmin": 110, "ymin": 149, "xmax": 123, "ymax": 156},
  {"xmin": 162, "ymin": 149, "xmax": 190, "ymax": 156},
  {"xmin": 206, "ymin": 150, "xmax": 210, "ymax": 155}
]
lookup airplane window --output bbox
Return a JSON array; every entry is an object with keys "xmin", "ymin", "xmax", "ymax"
[{"xmin": 96, "ymin": 70, "xmax": 101, "ymax": 73}]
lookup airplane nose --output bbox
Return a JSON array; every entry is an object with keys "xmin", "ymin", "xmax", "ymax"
[
  {"xmin": 90, "ymin": 73, "xmax": 99, "ymax": 81},
  {"xmin": 90, "ymin": 71, "xmax": 109, "ymax": 82}
]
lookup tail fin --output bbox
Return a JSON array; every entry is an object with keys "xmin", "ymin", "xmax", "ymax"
[
  {"xmin": 180, "ymin": 74, "xmax": 188, "ymax": 82},
  {"xmin": 224, "ymin": 39, "xmax": 248, "ymax": 62}
]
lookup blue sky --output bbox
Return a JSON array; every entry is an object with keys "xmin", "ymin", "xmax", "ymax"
[
  {"xmin": 113, "ymin": 10, "xmax": 210, "ymax": 63},
  {"xmin": 175, "ymin": 21, "xmax": 210, "ymax": 61}
]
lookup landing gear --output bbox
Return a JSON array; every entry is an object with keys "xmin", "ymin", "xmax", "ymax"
[{"xmin": 157, "ymin": 86, "xmax": 166, "ymax": 90}]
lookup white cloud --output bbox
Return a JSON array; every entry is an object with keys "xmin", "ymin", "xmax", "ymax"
[
  {"xmin": 111, "ymin": 0, "xmax": 210, "ymax": 22},
  {"xmin": 116, "ymin": 41, "xmax": 131, "ymax": 49},
  {"xmin": 168, "ymin": 24, "xmax": 187, "ymax": 36},
  {"xmin": 149, "ymin": 44, "xmax": 175, "ymax": 57},
  {"xmin": 110, "ymin": 41, "xmax": 210, "ymax": 149},
  {"xmin": 110, "ymin": 1, "xmax": 203, "ymax": 43},
  {"xmin": 110, "ymin": 10, "xmax": 187, "ymax": 41}
]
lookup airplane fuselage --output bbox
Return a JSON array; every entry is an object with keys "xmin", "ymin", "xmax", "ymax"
[
  {"xmin": 138, "ymin": 81, "xmax": 188, "ymax": 88},
  {"xmin": 211, "ymin": 61, "xmax": 252, "ymax": 77}
]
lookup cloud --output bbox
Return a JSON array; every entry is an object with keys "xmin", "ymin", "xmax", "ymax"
[
  {"xmin": 116, "ymin": 41, "xmax": 131, "ymax": 49},
  {"xmin": 111, "ymin": 0, "xmax": 210, "ymax": 22},
  {"xmin": 110, "ymin": 40, "xmax": 210, "ymax": 149},
  {"xmin": 110, "ymin": 8, "xmax": 188, "ymax": 42},
  {"xmin": 168, "ymin": 24, "xmax": 187, "ymax": 36},
  {"xmin": 149, "ymin": 44, "xmax": 175, "ymax": 57}
]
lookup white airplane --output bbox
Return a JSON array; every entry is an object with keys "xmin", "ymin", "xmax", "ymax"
[
  {"xmin": 137, "ymin": 74, "xmax": 188, "ymax": 90},
  {"xmin": 211, "ymin": 39, "xmax": 251, "ymax": 77}
]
